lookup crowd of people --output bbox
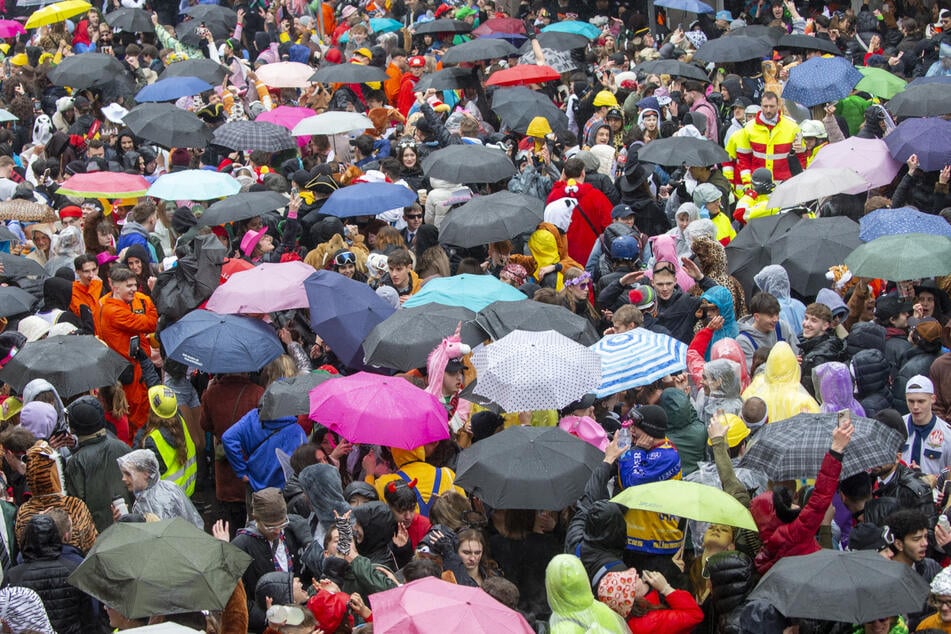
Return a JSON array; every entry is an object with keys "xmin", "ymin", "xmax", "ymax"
[{"xmin": 0, "ymin": 0, "xmax": 949, "ymax": 631}]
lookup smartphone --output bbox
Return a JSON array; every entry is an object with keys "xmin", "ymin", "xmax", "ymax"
[
  {"xmin": 836, "ymin": 408, "xmax": 850, "ymax": 428},
  {"xmin": 129, "ymin": 335, "xmax": 140, "ymax": 359}
]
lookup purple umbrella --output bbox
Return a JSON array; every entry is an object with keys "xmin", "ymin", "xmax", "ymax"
[
  {"xmin": 809, "ymin": 137, "xmax": 900, "ymax": 192},
  {"xmin": 884, "ymin": 117, "xmax": 951, "ymax": 172}
]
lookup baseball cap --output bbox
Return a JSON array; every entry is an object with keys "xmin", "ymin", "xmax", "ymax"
[
  {"xmin": 148, "ymin": 385, "xmax": 178, "ymax": 419},
  {"xmin": 352, "ymin": 47, "xmax": 372, "ymax": 60},
  {"xmin": 606, "ymin": 107, "xmax": 623, "ymax": 120},
  {"xmin": 913, "ymin": 319, "xmax": 943, "ymax": 344},
  {"xmin": 745, "ymin": 104, "xmax": 761, "ymax": 116},
  {"xmin": 560, "ymin": 393, "xmax": 597, "ymax": 416},
  {"xmin": 611, "ymin": 204, "xmax": 635, "ymax": 220},
  {"xmin": 408, "ymin": 55, "xmax": 426, "ymax": 68},
  {"xmin": 730, "ymin": 97, "xmax": 751, "ymax": 110},
  {"xmin": 905, "ymin": 375, "xmax": 934, "ymax": 395},
  {"xmin": 848, "ymin": 522, "xmax": 891, "ymax": 552},
  {"xmin": 875, "ymin": 294, "xmax": 913, "ymax": 321}
]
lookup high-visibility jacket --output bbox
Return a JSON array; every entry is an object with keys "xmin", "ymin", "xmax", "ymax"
[
  {"xmin": 722, "ymin": 127, "xmax": 747, "ymax": 197},
  {"xmin": 734, "ymin": 191, "xmax": 779, "ymax": 224},
  {"xmin": 148, "ymin": 418, "xmax": 197, "ymax": 497},
  {"xmin": 734, "ymin": 114, "xmax": 803, "ymax": 185}
]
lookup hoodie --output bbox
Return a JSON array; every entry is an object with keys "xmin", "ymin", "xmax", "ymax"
[
  {"xmin": 425, "ymin": 177, "xmax": 472, "ymax": 230},
  {"xmin": 298, "ymin": 463, "xmax": 351, "ymax": 546},
  {"xmin": 545, "ymin": 554, "xmax": 630, "ymax": 634},
  {"xmin": 352, "ymin": 501, "xmax": 398, "ymax": 568},
  {"xmin": 735, "ymin": 313, "xmax": 800, "ymax": 371},
  {"xmin": 116, "ymin": 221, "xmax": 153, "ymax": 259},
  {"xmin": 221, "ymin": 408, "xmax": 306, "ymax": 492},
  {"xmin": 660, "ymin": 388, "xmax": 708, "ymax": 475},
  {"xmin": 742, "ymin": 342, "xmax": 820, "ymax": 422},
  {"xmin": 700, "ymin": 286, "xmax": 739, "ymax": 357},
  {"xmin": 373, "ymin": 446, "xmax": 463, "ymax": 517},
  {"xmin": 753, "ymin": 265, "xmax": 806, "ymax": 337}
]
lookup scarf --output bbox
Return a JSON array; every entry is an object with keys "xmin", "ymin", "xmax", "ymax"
[{"xmin": 909, "ymin": 415, "xmax": 937, "ymax": 467}]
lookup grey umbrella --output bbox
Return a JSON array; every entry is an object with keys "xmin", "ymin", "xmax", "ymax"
[
  {"xmin": 212, "ymin": 120, "xmax": 297, "ymax": 152},
  {"xmin": 442, "ymin": 38, "xmax": 517, "ymax": 65},
  {"xmin": 259, "ymin": 371, "xmax": 338, "ymax": 420},
  {"xmin": 437, "ymin": 191, "xmax": 543, "ymax": 247},
  {"xmin": 415, "ymin": 67, "xmax": 480, "ymax": 92},
  {"xmin": 413, "ymin": 18, "xmax": 472, "ymax": 34},
  {"xmin": 475, "ymin": 300, "xmax": 601, "ymax": 345},
  {"xmin": 694, "ymin": 35, "xmax": 773, "ymax": 63},
  {"xmin": 104, "ymin": 8, "xmax": 155, "ymax": 33},
  {"xmin": 0, "ymin": 336, "xmax": 131, "ymax": 397},
  {"xmin": 491, "ymin": 86, "xmax": 569, "ymax": 133},
  {"xmin": 887, "ymin": 83, "xmax": 951, "ymax": 117},
  {"xmin": 421, "ymin": 145, "xmax": 515, "ymax": 184},
  {"xmin": 635, "ymin": 59, "xmax": 709, "ymax": 82},
  {"xmin": 518, "ymin": 49, "xmax": 577, "ymax": 73},
  {"xmin": 311, "ymin": 64, "xmax": 389, "ymax": 84},
  {"xmin": 197, "ymin": 191, "xmax": 289, "ymax": 226},
  {"xmin": 777, "ymin": 33, "xmax": 842, "ymax": 55},
  {"xmin": 47, "ymin": 53, "xmax": 130, "ymax": 90},
  {"xmin": 770, "ymin": 216, "xmax": 861, "ymax": 297},
  {"xmin": 0, "ymin": 286, "xmax": 38, "ymax": 317},
  {"xmin": 518, "ymin": 31, "xmax": 589, "ymax": 52},
  {"xmin": 0, "ymin": 252, "xmax": 47, "ymax": 298}
]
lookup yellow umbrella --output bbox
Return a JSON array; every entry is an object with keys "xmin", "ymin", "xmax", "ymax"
[{"xmin": 25, "ymin": 0, "xmax": 92, "ymax": 29}]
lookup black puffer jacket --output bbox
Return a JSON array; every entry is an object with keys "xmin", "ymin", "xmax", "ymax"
[
  {"xmin": 706, "ymin": 551, "xmax": 757, "ymax": 631},
  {"xmin": 851, "ymin": 348, "xmax": 893, "ymax": 417},
  {"xmin": 799, "ymin": 333, "xmax": 847, "ymax": 396}
]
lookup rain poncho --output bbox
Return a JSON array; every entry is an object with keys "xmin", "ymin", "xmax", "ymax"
[
  {"xmin": 117, "ymin": 450, "xmax": 203, "ymax": 529},
  {"xmin": 528, "ymin": 229, "xmax": 565, "ymax": 290},
  {"xmin": 814, "ymin": 362, "xmax": 866, "ymax": 416},
  {"xmin": 694, "ymin": 359, "xmax": 745, "ymax": 424},
  {"xmin": 742, "ymin": 342, "xmax": 820, "ymax": 422},
  {"xmin": 45, "ymin": 225, "xmax": 84, "ymax": 275},
  {"xmin": 0, "ymin": 587, "xmax": 55, "ymax": 634},
  {"xmin": 546, "ymin": 554, "xmax": 631, "ymax": 634},
  {"xmin": 754, "ymin": 265, "xmax": 806, "ymax": 337},
  {"xmin": 22, "ymin": 378, "xmax": 66, "ymax": 431},
  {"xmin": 700, "ymin": 286, "xmax": 738, "ymax": 357},
  {"xmin": 645, "ymin": 233, "xmax": 696, "ymax": 293}
]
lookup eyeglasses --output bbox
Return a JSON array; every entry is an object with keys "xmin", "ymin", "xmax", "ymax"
[
  {"xmin": 932, "ymin": 597, "xmax": 951, "ymax": 608},
  {"xmin": 334, "ymin": 252, "xmax": 356, "ymax": 266},
  {"xmin": 405, "ymin": 214, "xmax": 423, "ymax": 220}
]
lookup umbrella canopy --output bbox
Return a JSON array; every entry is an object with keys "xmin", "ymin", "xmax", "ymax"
[
  {"xmin": 808, "ymin": 137, "xmax": 900, "ymax": 190},
  {"xmin": 160, "ymin": 58, "xmax": 229, "ymax": 84},
  {"xmin": 372, "ymin": 577, "xmax": 534, "ymax": 634},
  {"xmin": 362, "ymin": 303, "xmax": 485, "ymax": 371},
  {"xmin": 695, "ymin": 35, "xmax": 772, "ymax": 63},
  {"xmin": 884, "ymin": 116, "xmax": 951, "ymax": 172},
  {"xmin": 470, "ymin": 329, "xmax": 602, "ymax": 412},
  {"xmin": 57, "ymin": 172, "xmax": 150, "ymax": 198},
  {"xmin": 519, "ymin": 30, "xmax": 589, "ymax": 51},
  {"xmin": 740, "ymin": 412, "xmax": 903, "ymax": 480},
  {"xmin": 887, "ymin": 83, "xmax": 951, "ymax": 117},
  {"xmin": 747, "ymin": 550, "xmax": 930, "ymax": 623},
  {"xmin": 485, "ymin": 64, "xmax": 561, "ymax": 87},
  {"xmin": 67, "ymin": 518, "xmax": 252, "ymax": 620},
  {"xmin": 635, "ymin": 59, "xmax": 709, "ymax": 82},
  {"xmin": 310, "ymin": 63, "xmax": 388, "ymax": 84},
  {"xmin": 782, "ymin": 56, "xmax": 863, "ymax": 107},
  {"xmin": 206, "ymin": 261, "xmax": 314, "ymax": 314},
  {"xmin": 160, "ymin": 310, "xmax": 284, "ymax": 373},
  {"xmin": 775, "ymin": 33, "xmax": 841, "ymax": 55},
  {"xmin": 414, "ymin": 18, "xmax": 471, "ymax": 34},
  {"xmin": 860, "ymin": 206, "xmax": 951, "ymax": 242},
  {"xmin": 123, "ymin": 103, "xmax": 211, "ymax": 149},
  {"xmin": 844, "ymin": 233, "xmax": 951, "ymax": 281},
  {"xmin": 25, "ymin": 0, "xmax": 91, "ymax": 28},
  {"xmin": 491, "ymin": 86, "xmax": 569, "ymax": 133},
  {"xmin": 254, "ymin": 61, "xmax": 315, "ymax": 88},
  {"xmin": 304, "ymin": 270, "xmax": 395, "ymax": 369},
  {"xmin": 726, "ymin": 213, "xmax": 801, "ymax": 293},
  {"xmin": 767, "ymin": 167, "xmax": 868, "ymax": 208},
  {"xmin": 147, "ymin": 169, "xmax": 240, "ymax": 201},
  {"xmin": 183, "ymin": 3, "xmax": 237, "ymax": 23},
  {"xmin": 442, "ymin": 38, "xmax": 517, "ymax": 65},
  {"xmin": 636, "ymin": 136, "xmax": 730, "ymax": 167},
  {"xmin": 415, "ymin": 67, "xmax": 481, "ymax": 92},
  {"xmin": 517, "ymin": 49, "xmax": 577, "ymax": 73},
  {"xmin": 611, "ymin": 480, "xmax": 758, "ymax": 531},
  {"xmin": 176, "ymin": 17, "xmax": 231, "ymax": 46},
  {"xmin": 0, "ymin": 286, "xmax": 36, "ymax": 317},
  {"xmin": 0, "ymin": 199, "xmax": 57, "ymax": 222},
  {"xmin": 855, "ymin": 66, "xmax": 906, "ymax": 99},
  {"xmin": 591, "ymin": 329, "xmax": 688, "ymax": 398},
  {"xmin": 473, "ymin": 17, "xmax": 525, "ymax": 35},
  {"xmin": 291, "ymin": 111, "xmax": 374, "ymax": 136},
  {"xmin": 0, "ymin": 335, "xmax": 129, "ymax": 397},
  {"xmin": 104, "ymin": 7, "xmax": 154, "ymax": 32},
  {"xmin": 309, "ymin": 372, "xmax": 448, "ymax": 449},
  {"xmin": 135, "ymin": 76, "xmax": 213, "ymax": 102},
  {"xmin": 321, "ymin": 182, "xmax": 418, "ymax": 218},
  {"xmin": 455, "ymin": 426, "xmax": 604, "ymax": 510},
  {"xmin": 259, "ymin": 371, "xmax": 337, "ymax": 420},
  {"xmin": 404, "ymin": 274, "xmax": 526, "ymax": 312},
  {"xmin": 47, "ymin": 52, "xmax": 128, "ymax": 89},
  {"xmin": 213, "ymin": 120, "xmax": 296, "ymax": 152},
  {"xmin": 421, "ymin": 145, "xmax": 515, "ymax": 184},
  {"xmin": 0, "ymin": 108, "xmax": 17, "ymax": 123},
  {"xmin": 541, "ymin": 20, "xmax": 603, "ymax": 37},
  {"xmin": 770, "ymin": 217, "xmax": 862, "ymax": 297},
  {"xmin": 0, "ymin": 20, "xmax": 25, "ymax": 38},
  {"xmin": 196, "ymin": 191, "xmax": 288, "ymax": 226},
  {"xmin": 437, "ymin": 191, "xmax": 543, "ymax": 247},
  {"xmin": 475, "ymin": 300, "xmax": 600, "ymax": 345},
  {"xmin": 255, "ymin": 105, "xmax": 316, "ymax": 148},
  {"xmin": 0, "ymin": 252, "xmax": 48, "ymax": 298}
]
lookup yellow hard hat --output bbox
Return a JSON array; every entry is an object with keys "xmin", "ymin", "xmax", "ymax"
[
  {"xmin": 707, "ymin": 413, "xmax": 751, "ymax": 448},
  {"xmin": 0, "ymin": 397, "xmax": 22, "ymax": 422},
  {"xmin": 148, "ymin": 385, "xmax": 178, "ymax": 420},
  {"xmin": 526, "ymin": 116, "xmax": 552, "ymax": 139},
  {"xmin": 8, "ymin": 53, "xmax": 28, "ymax": 67},
  {"xmin": 593, "ymin": 90, "xmax": 618, "ymax": 108}
]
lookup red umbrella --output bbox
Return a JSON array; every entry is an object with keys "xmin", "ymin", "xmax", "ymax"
[
  {"xmin": 56, "ymin": 172, "xmax": 150, "ymax": 198},
  {"xmin": 485, "ymin": 64, "xmax": 561, "ymax": 87},
  {"xmin": 472, "ymin": 17, "xmax": 526, "ymax": 36}
]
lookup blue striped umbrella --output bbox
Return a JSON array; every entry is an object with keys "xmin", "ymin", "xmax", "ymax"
[{"xmin": 591, "ymin": 330, "xmax": 687, "ymax": 398}]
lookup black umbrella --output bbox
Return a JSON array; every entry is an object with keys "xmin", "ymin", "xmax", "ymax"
[
  {"xmin": 197, "ymin": 191, "xmax": 289, "ymax": 226},
  {"xmin": 635, "ymin": 137, "xmax": 730, "ymax": 168},
  {"xmin": 887, "ymin": 83, "xmax": 951, "ymax": 118},
  {"xmin": 475, "ymin": 300, "xmax": 600, "ymax": 345},
  {"xmin": 634, "ymin": 59, "xmax": 709, "ymax": 82},
  {"xmin": 442, "ymin": 38, "xmax": 517, "ymax": 65},
  {"xmin": 259, "ymin": 371, "xmax": 338, "ymax": 420},
  {"xmin": 777, "ymin": 33, "xmax": 841, "ymax": 55},
  {"xmin": 0, "ymin": 286, "xmax": 38, "ymax": 317},
  {"xmin": 310, "ymin": 64, "xmax": 389, "ymax": 84},
  {"xmin": 104, "ymin": 7, "xmax": 154, "ymax": 32},
  {"xmin": 123, "ymin": 103, "xmax": 212, "ymax": 149},
  {"xmin": 47, "ymin": 53, "xmax": 130, "ymax": 89},
  {"xmin": 726, "ymin": 213, "xmax": 800, "ymax": 298},
  {"xmin": 0, "ymin": 335, "xmax": 131, "ymax": 397},
  {"xmin": 748, "ymin": 550, "xmax": 930, "ymax": 623},
  {"xmin": 0, "ymin": 225, "xmax": 17, "ymax": 243},
  {"xmin": 415, "ymin": 67, "xmax": 480, "ymax": 92},
  {"xmin": 771, "ymin": 217, "xmax": 861, "ymax": 297},
  {"xmin": 160, "ymin": 58, "xmax": 230, "ymax": 84},
  {"xmin": 694, "ymin": 35, "xmax": 773, "ymax": 63},
  {"xmin": 422, "ymin": 145, "xmax": 516, "ymax": 184},
  {"xmin": 518, "ymin": 31, "xmax": 589, "ymax": 52},
  {"xmin": 212, "ymin": 120, "xmax": 297, "ymax": 152},
  {"xmin": 183, "ymin": 4, "xmax": 238, "ymax": 25},
  {"xmin": 438, "ymin": 191, "xmax": 543, "ymax": 247},
  {"xmin": 491, "ymin": 86, "xmax": 569, "ymax": 133},
  {"xmin": 455, "ymin": 426, "xmax": 605, "ymax": 509},
  {"xmin": 725, "ymin": 25, "xmax": 786, "ymax": 44},
  {"xmin": 362, "ymin": 303, "xmax": 485, "ymax": 371},
  {"xmin": 414, "ymin": 18, "xmax": 472, "ymax": 34},
  {"xmin": 0, "ymin": 252, "xmax": 48, "ymax": 298}
]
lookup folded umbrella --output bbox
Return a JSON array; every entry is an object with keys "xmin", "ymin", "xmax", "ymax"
[
  {"xmin": 887, "ymin": 82, "xmax": 951, "ymax": 117},
  {"xmin": 782, "ymin": 56, "xmax": 863, "ymax": 107},
  {"xmin": 634, "ymin": 59, "xmax": 709, "ymax": 82},
  {"xmin": 104, "ymin": 7, "xmax": 154, "ymax": 32},
  {"xmin": 884, "ymin": 116, "xmax": 951, "ymax": 172},
  {"xmin": 362, "ymin": 303, "xmax": 484, "ymax": 371},
  {"xmin": 611, "ymin": 480, "xmax": 758, "ymax": 531},
  {"xmin": 320, "ymin": 182, "xmax": 417, "ymax": 218},
  {"xmin": 47, "ymin": 52, "xmax": 129, "ymax": 90},
  {"xmin": 860, "ymin": 206, "xmax": 951, "ymax": 242},
  {"xmin": 473, "ymin": 17, "xmax": 525, "ymax": 35},
  {"xmin": 775, "ymin": 32, "xmax": 841, "ymax": 54},
  {"xmin": 413, "ymin": 18, "xmax": 472, "ymax": 34},
  {"xmin": 291, "ymin": 111, "xmax": 373, "ymax": 136},
  {"xmin": 196, "ymin": 191, "xmax": 288, "ymax": 226},
  {"xmin": 160, "ymin": 310, "xmax": 283, "ymax": 373},
  {"xmin": 421, "ymin": 144, "xmax": 515, "ymax": 184},
  {"xmin": 855, "ymin": 66, "xmax": 906, "ymax": 99},
  {"xmin": 310, "ymin": 64, "xmax": 388, "ymax": 84},
  {"xmin": 844, "ymin": 233, "xmax": 951, "ymax": 281},
  {"xmin": 213, "ymin": 120, "xmax": 296, "ymax": 152},
  {"xmin": 0, "ymin": 199, "xmax": 56, "ymax": 222},
  {"xmin": 136, "ymin": 76, "xmax": 213, "ymax": 102},
  {"xmin": 123, "ymin": 103, "xmax": 212, "ymax": 149},
  {"xmin": 455, "ymin": 426, "xmax": 604, "ymax": 510},
  {"xmin": 206, "ymin": 261, "xmax": 315, "ymax": 314},
  {"xmin": 486, "ymin": 64, "xmax": 561, "ymax": 87},
  {"xmin": 25, "ymin": 0, "xmax": 91, "ymax": 28},
  {"xmin": 767, "ymin": 167, "xmax": 868, "ymax": 208},
  {"xmin": 695, "ymin": 35, "xmax": 772, "ymax": 63},
  {"xmin": 770, "ymin": 217, "xmax": 861, "ymax": 297},
  {"xmin": 808, "ymin": 137, "xmax": 900, "ymax": 190},
  {"xmin": 726, "ymin": 213, "xmax": 801, "ymax": 295},
  {"xmin": 636, "ymin": 136, "xmax": 730, "ymax": 167},
  {"xmin": 591, "ymin": 329, "xmax": 687, "ymax": 398},
  {"xmin": 442, "ymin": 38, "xmax": 517, "ymax": 65},
  {"xmin": 147, "ymin": 169, "xmax": 241, "ymax": 201},
  {"xmin": 159, "ymin": 58, "xmax": 230, "ymax": 84},
  {"xmin": 541, "ymin": 20, "xmax": 603, "ymax": 37},
  {"xmin": 0, "ymin": 286, "xmax": 38, "ymax": 317},
  {"xmin": 475, "ymin": 299, "xmax": 600, "ymax": 345},
  {"xmin": 255, "ymin": 61, "xmax": 315, "ymax": 88},
  {"xmin": 491, "ymin": 86, "xmax": 569, "ymax": 133},
  {"xmin": 0, "ymin": 335, "xmax": 130, "ymax": 397},
  {"xmin": 519, "ymin": 30, "xmax": 589, "ymax": 52},
  {"xmin": 437, "ymin": 191, "xmax": 544, "ymax": 247},
  {"xmin": 57, "ymin": 172, "xmax": 150, "ymax": 198},
  {"xmin": 404, "ymin": 274, "xmax": 526, "ymax": 312},
  {"xmin": 259, "ymin": 371, "xmax": 337, "ymax": 420}
]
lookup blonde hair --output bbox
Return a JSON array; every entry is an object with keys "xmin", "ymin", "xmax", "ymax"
[{"xmin": 260, "ymin": 354, "xmax": 298, "ymax": 387}]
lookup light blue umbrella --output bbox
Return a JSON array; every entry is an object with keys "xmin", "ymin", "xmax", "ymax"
[
  {"xmin": 655, "ymin": 0, "xmax": 715, "ymax": 13},
  {"xmin": 135, "ymin": 76, "xmax": 213, "ymax": 102},
  {"xmin": 859, "ymin": 207, "xmax": 951, "ymax": 242},
  {"xmin": 147, "ymin": 170, "xmax": 241, "ymax": 201},
  {"xmin": 321, "ymin": 183, "xmax": 418, "ymax": 218},
  {"xmin": 160, "ymin": 310, "xmax": 283, "ymax": 373},
  {"xmin": 541, "ymin": 20, "xmax": 601, "ymax": 40},
  {"xmin": 403, "ymin": 274, "xmax": 526, "ymax": 312},
  {"xmin": 340, "ymin": 17, "xmax": 404, "ymax": 41},
  {"xmin": 782, "ymin": 56, "xmax": 863, "ymax": 107},
  {"xmin": 591, "ymin": 329, "xmax": 687, "ymax": 397}
]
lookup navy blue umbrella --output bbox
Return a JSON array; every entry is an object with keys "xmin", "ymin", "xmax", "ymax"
[
  {"xmin": 136, "ymin": 76, "xmax": 214, "ymax": 103},
  {"xmin": 304, "ymin": 270, "xmax": 396, "ymax": 370},
  {"xmin": 782, "ymin": 56, "xmax": 862, "ymax": 107},
  {"xmin": 160, "ymin": 310, "xmax": 283, "ymax": 373},
  {"xmin": 320, "ymin": 183, "xmax": 418, "ymax": 218},
  {"xmin": 883, "ymin": 117, "xmax": 951, "ymax": 172}
]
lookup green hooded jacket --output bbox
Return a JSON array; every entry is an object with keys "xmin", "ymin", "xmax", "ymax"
[
  {"xmin": 546, "ymin": 554, "xmax": 631, "ymax": 634},
  {"xmin": 660, "ymin": 388, "xmax": 708, "ymax": 476}
]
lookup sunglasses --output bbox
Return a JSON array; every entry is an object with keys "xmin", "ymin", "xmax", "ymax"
[
  {"xmin": 405, "ymin": 214, "xmax": 423, "ymax": 220},
  {"xmin": 334, "ymin": 252, "xmax": 356, "ymax": 266}
]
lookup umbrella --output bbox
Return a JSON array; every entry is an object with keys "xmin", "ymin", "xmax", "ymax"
[
  {"xmin": 57, "ymin": 172, "xmax": 150, "ymax": 198},
  {"xmin": 213, "ymin": 120, "xmax": 296, "ymax": 152},
  {"xmin": 255, "ymin": 62, "xmax": 315, "ymax": 88},
  {"xmin": 486, "ymin": 64, "xmax": 561, "ymax": 87},
  {"xmin": 369, "ymin": 16, "xmax": 402, "ymax": 33},
  {"xmin": 470, "ymin": 329, "xmax": 601, "ymax": 412},
  {"xmin": 635, "ymin": 136, "xmax": 730, "ymax": 167},
  {"xmin": 477, "ymin": 31, "xmax": 528, "ymax": 47},
  {"xmin": 0, "ymin": 199, "xmax": 56, "ymax": 222},
  {"xmin": 634, "ymin": 59, "xmax": 709, "ymax": 82},
  {"xmin": 782, "ymin": 56, "xmax": 863, "ymax": 107},
  {"xmin": 694, "ymin": 35, "xmax": 772, "ymax": 63},
  {"xmin": 808, "ymin": 137, "xmax": 900, "ymax": 190},
  {"xmin": 541, "ymin": 20, "xmax": 603, "ymax": 38},
  {"xmin": 775, "ymin": 33, "xmax": 841, "ymax": 55},
  {"xmin": 147, "ymin": 169, "xmax": 240, "ymax": 201},
  {"xmin": 0, "ymin": 286, "xmax": 38, "ymax": 317},
  {"xmin": 844, "ymin": 233, "xmax": 951, "ymax": 281},
  {"xmin": 160, "ymin": 58, "xmax": 229, "ymax": 84},
  {"xmin": 855, "ymin": 66, "xmax": 906, "ymax": 99},
  {"xmin": 491, "ymin": 86, "xmax": 569, "ymax": 133},
  {"xmin": 767, "ymin": 167, "xmax": 869, "ymax": 208},
  {"xmin": 517, "ymin": 49, "xmax": 577, "ymax": 73},
  {"xmin": 291, "ymin": 111, "xmax": 374, "ymax": 136},
  {"xmin": 256, "ymin": 105, "xmax": 317, "ymax": 148},
  {"xmin": 415, "ymin": 67, "xmax": 481, "ymax": 92},
  {"xmin": 437, "ymin": 191, "xmax": 544, "ymax": 247},
  {"xmin": 442, "ymin": 38, "xmax": 517, "ymax": 65},
  {"xmin": 362, "ymin": 303, "xmax": 484, "ymax": 371},
  {"xmin": 421, "ymin": 144, "xmax": 515, "ymax": 184},
  {"xmin": 67, "ymin": 518, "xmax": 252, "ymax": 620},
  {"xmin": 206, "ymin": 261, "xmax": 314, "ymax": 314},
  {"xmin": 310, "ymin": 64, "xmax": 388, "ymax": 84},
  {"xmin": 887, "ymin": 82, "xmax": 951, "ymax": 118},
  {"xmin": 309, "ymin": 372, "xmax": 448, "ymax": 448},
  {"xmin": 590, "ymin": 329, "xmax": 688, "ymax": 398},
  {"xmin": 611, "ymin": 480, "xmax": 758, "ymax": 530},
  {"xmin": 0, "ymin": 335, "xmax": 130, "ymax": 397},
  {"xmin": 123, "ymin": 103, "xmax": 211, "ymax": 149},
  {"xmin": 455, "ymin": 426, "xmax": 605, "ymax": 510},
  {"xmin": 304, "ymin": 270, "xmax": 395, "ymax": 369},
  {"xmin": 475, "ymin": 299, "xmax": 600, "ymax": 345},
  {"xmin": 176, "ymin": 18, "xmax": 231, "ymax": 46},
  {"xmin": 726, "ymin": 213, "xmax": 801, "ymax": 294},
  {"xmin": 0, "ymin": 225, "xmax": 18, "ymax": 243},
  {"xmin": 371, "ymin": 577, "xmax": 534, "ymax": 634},
  {"xmin": 0, "ymin": 252, "xmax": 48, "ymax": 298},
  {"xmin": 473, "ymin": 17, "xmax": 525, "ymax": 35},
  {"xmin": 519, "ymin": 30, "xmax": 590, "ymax": 52},
  {"xmin": 748, "ymin": 550, "xmax": 930, "ymax": 623},
  {"xmin": 860, "ymin": 206, "xmax": 951, "ymax": 242},
  {"xmin": 403, "ymin": 274, "xmax": 526, "ymax": 312},
  {"xmin": 135, "ymin": 76, "xmax": 213, "ymax": 103},
  {"xmin": 0, "ymin": 19, "xmax": 25, "ymax": 38},
  {"xmin": 197, "ymin": 191, "xmax": 288, "ymax": 226},
  {"xmin": 24, "ymin": 0, "xmax": 90, "ymax": 28},
  {"xmin": 320, "ymin": 182, "xmax": 417, "ymax": 218},
  {"xmin": 104, "ymin": 7, "xmax": 153, "ymax": 32},
  {"xmin": 907, "ymin": 75, "xmax": 951, "ymax": 88},
  {"xmin": 160, "ymin": 310, "xmax": 283, "ymax": 373},
  {"xmin": 771, "ymin": 217, "xmax": 862, "ymax": 297},
  {"xmin": 47, "ymin": 53, "xmax": 128, "ymax": 90},
  {"xmin": 0, "ymin": 109, "xmax": 17, "ymax": 123},
  {"xmin": 259, "ymin": 371, "xmax": 337, "ymax": 420},
  {"xmin": 883, "ymin": 116, "xmax": 951, "ymax": 172},
  {"xmin": 413, "ymin": 18, "xmax": 472, "ymax": 34},
  {"xmin": 183, "ymin": 3, "xmax": 237, "ymax": 24}
]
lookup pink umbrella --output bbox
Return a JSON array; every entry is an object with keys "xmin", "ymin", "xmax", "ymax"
[
  {"xmin": 256, "ymin": 105, "xmax": 317, "ymax": 149},
  {"xmin": 370, "ymin": 577, "xmax": 535, "ymax": 634},
  {"xmin": 254, "ymin": 61, "xmax": 314, "ymax": 88},
  {"xmin": 309, "ymin": 372, "xmax": 449, "ymax": 449},
  {"xmin": 808, "ymin": 137, "xmax": 900, "ymax": 192},
  {"xmin": 56, "ymin": 172, "xmax": 150, "ymax": 198},
  {"xmin": 0, "ymin": 20, "xmax": 26, "ymax": 38},
  {"xmin": 206, "ymin": 260, "xmax": 314, "ymax": 314}
]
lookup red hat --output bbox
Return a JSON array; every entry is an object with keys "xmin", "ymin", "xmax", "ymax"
[
  {"xmin": 434, "ymin": 3, "xmax": 452, "ymax": 18},
  {"xmin": 325, "ymin": 48, "xmax": 343, "ymax": 64},
  {"xmin": 408, "ymin": 55, "xmax": 426, "ymax": 68},
  {"xmin": 307, "ymin": 590, "xmax": 353, "ymax": 632},
  {"xmin": 211, "ymin": 226, "xmax": 229, "ymax": 240},
  {"xmin": 58, "ymin": 205, "xmax": 82, "ymax": 219}
]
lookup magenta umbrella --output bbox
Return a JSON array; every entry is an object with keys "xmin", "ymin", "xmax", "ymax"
[
  {"xmin": 808, "ymin": 137, "xmax": 900, "ymax": 192},
  {"xmin": 0, "ymin": 20, "xmax": 25, "ymax": 38},
  {"xmin": 256, "ymin": 105, "xmax": 316, "ymax": 148},
  {"xmin": 205, "ymin": 260, "xmax": 314, "ymax": 314},
  {"xmin": 309, "ymin": 372, "xmax": 449, "ymax": 450},
  {"xmin": 370, "ymin": 577, "xmax": 534, "ymax": 634}
]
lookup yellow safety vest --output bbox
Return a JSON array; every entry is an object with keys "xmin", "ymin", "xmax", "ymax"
[{"xmin": 148, "ymin": 417, "xmax": 197, "ymax": 497}]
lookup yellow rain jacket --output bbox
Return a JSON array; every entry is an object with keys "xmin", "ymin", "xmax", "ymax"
[
  {"xmin": 742, "ymin": 342, "xmax": 820, "ymax": 422},
  {"xmin": 528, "ymin": 229, "xmax": 565, "ymax": 290},
  {"xmin": 373, "ymin": 446, "xmax": 463, "ymax": 517}
]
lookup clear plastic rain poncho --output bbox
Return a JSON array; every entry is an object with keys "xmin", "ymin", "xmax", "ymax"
[
  {"xmin": 694, "ymin": 359, "xmax": 744, "ymax": 424},
  {"xmin": 117, "ymin": 449, "xmax": 203, "ymax": 529},
  {"xmin": 813, "ymin": 361, "xmax": 866, "ymax": 416}
]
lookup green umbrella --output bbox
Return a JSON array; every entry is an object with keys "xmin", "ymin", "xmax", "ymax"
[
  {"xmin": 67, "ymin": 518, "xmax": 252, "ymax": 619},
  {"xmin": 843, "ymin": 232, "xmax": 951, "ymax": 282},
  {"xmin": 855, "ymin": 66, "xmax": 906, "ymax": 100},
  {"xmin": 611, "ymin": 480, "xmax": 758, "ymax": 531}
]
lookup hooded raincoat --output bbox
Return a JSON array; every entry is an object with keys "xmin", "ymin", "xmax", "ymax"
[
  {"xmin": 742, "ymin": 342, "xmax": 820, "ymax": 422},
  {"xmin": 528, "ymin": 229, "xmax": 565, "ymax": 290},
  {"xmin": 646, "ymin": 234, "xmax": 696, "ymax": 293},
  {"xmin": 660, "ymin": 388, "xmax": 708, "ymax": 475},
  {"xmin": 694, "ymin": 359, "xmax": 745, "ymax": 425},
  {"xmin": 814, "ymin": 361, "xmax": 866, "ymax": 416},
  {"xmin": 116, "ymin": 449, "xmax": 203, "ymax": 528},
  {"xmin": 546, "ymin": 554, "xmax": 631, "ymax": 634},
  {"xmin": 753, "ymin": 265, "xmax": 806, "ymax": 337},
  {"xmin": 373, "ymin": 446, "xmax": 464, "ymax": 517}
]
